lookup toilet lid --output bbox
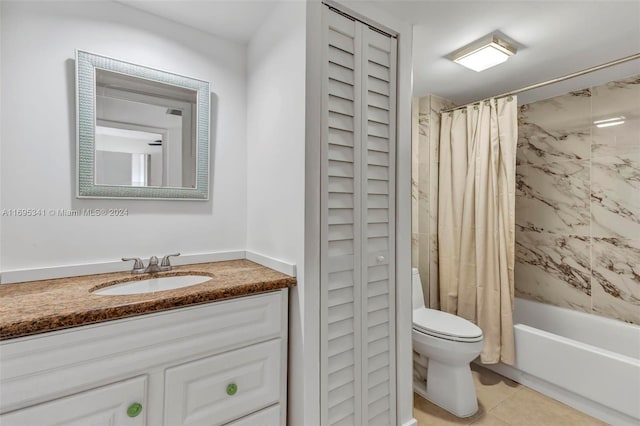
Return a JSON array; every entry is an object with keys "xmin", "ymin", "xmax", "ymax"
[{"xmin": 413, "ymin": 308, "xmax": 483, "ymax": 342}]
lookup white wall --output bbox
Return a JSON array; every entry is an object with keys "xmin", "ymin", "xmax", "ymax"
[
  {"xmin": 0, "ymin": 1, "xmax": 248, "ymax": 272},
  {"xmin": 245, "ymin": 2, "xmax": 307, "ymax": 424}
]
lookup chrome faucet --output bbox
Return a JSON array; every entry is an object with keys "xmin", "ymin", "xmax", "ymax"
[
  {"xmin": 144, "ymin": 256, "xmax": 161, "ymax": 273},
  {"xmin": 160, "ymin": 253, "xmax": 180, "ymax": 271},
  {"xmin": 122, "ymin": 257, "xmax": 145, "ymax": 274},
  {"xmin": 122, "ymin": 253, "xmax": 181, "ymax": 274}
]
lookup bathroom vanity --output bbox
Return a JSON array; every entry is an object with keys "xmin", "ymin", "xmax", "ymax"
[{"xmin": 0, "ymin": 260, "xmax": 295, "ymax": 426}]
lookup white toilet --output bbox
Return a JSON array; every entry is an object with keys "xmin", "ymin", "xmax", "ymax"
[{"xmin": 412, "ymin": 268, "xmax": 484, "ymax": 417}]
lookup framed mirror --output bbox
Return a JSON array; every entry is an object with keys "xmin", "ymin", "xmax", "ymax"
[{"xmin": 76, "ymin": 50, "xmax": 210, "ymax": 200}]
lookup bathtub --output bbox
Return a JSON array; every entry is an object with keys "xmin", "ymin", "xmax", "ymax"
[{"xmin": 482, "ymin": 298, "xmax": 640, "ymax": 426}]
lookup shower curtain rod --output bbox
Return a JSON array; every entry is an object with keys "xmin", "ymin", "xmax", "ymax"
[{"xmin": 441, "ymin": 52, "xmax": 640, "ymax": 113}]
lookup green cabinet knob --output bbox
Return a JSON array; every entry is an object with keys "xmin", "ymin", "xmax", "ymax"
[
  {"xmin": 226, "ymin": 383, "xmax": 238, "ymax": 396},
  {"xmin": 127, "ymin": 402, "xmax": 143, "ymax": 418}
]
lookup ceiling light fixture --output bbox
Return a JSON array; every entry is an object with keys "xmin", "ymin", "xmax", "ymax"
[
  {"xmin": 451, "ymin": 35, "xmax": 517, "ymax": 72},
  {"xmin": 594, "ymin": 116, "xmax": 625, "ymax": 128}
]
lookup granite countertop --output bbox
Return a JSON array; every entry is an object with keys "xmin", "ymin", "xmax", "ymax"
[{"xmin": 0, "ymin": 259, "xmax": 296, "ymax": 341}]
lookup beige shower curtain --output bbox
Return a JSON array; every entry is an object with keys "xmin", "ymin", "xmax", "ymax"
[{"xmin": 438, "ymin": 97, "xmax": 517, "ymax": 365}]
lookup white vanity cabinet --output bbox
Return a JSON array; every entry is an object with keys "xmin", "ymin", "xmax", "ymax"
[{"xmin": 0, "ymin": 290, "xmax": 288, "ymax": 426}]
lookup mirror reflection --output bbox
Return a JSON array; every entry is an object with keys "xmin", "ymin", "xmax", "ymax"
[{"xmin": 94, "ymin": 69, "xmax": 197, "ymax": 189}]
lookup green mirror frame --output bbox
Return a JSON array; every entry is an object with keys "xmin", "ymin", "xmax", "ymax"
[{"xmin": 76, "ymin": 50, "xmax": 210, "ymax": 200}]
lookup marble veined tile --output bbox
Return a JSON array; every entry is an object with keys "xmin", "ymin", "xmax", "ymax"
[
  {"xmin": 591, "ymin": 143, "xmax": 640, "ymax": 240},
  {"xmin": 517, "ymin": 90, "xmax": 591, "ymax": 165},
  {"xmin": 592, "ymin": 237, "xmax": 640, "ymax": 324},
  {"xmin": 515, "ymin": 228, "xmax": 591, "ymax": 312},
  {"xmin": 516, "ymin": 160, "xmax": 590, "ymax": 234},
  {"xmin": 411, "ymin": 233, "xmax": 419, "ymax": 268},
  {"xmin": 517, "ymin": 122, "xmax": 590, "ymax": 166},
  {"xmin": 518, "ymin": 88, "xmax": 591, "ymax": 129},
  {"xmin": 591, "ymin": 74, "xmax": 640, "ymax": 121}
]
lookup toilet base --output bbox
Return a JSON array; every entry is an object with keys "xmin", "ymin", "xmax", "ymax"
[{"xmin": 415, "ymin": 360, "xmax": 478, "ymax": 418}]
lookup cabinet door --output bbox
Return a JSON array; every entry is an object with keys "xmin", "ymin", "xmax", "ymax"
[
  {"xmin": 320, "ymin": 6, "xmax": 397, "ymax": 426},
  {"xmin": 0, "ymin": 376, "xmax": 147, "ymax": 426},
  {"xmin": 164, "ymin": 339, "xmax": 281, "ymax": 426}
]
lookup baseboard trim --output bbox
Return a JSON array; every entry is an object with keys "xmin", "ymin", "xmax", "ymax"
[
  {"xmin": 402, "ymin": 418, "xmax": 418, "ymax": 426},
  {"xmin": 1, "ymin": 250, "xmax": 297, "ymax": 284}
]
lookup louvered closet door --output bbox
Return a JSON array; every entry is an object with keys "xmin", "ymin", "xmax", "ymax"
[{"xmin": 320, "ymin": 7, "xmax": 397, "ymax": 426}]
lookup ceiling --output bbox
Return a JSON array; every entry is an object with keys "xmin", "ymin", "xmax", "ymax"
[
  {"xmin": 374, "ymin": 0, "xmax": 640, "ymax": 105},
  {"xmin": 116, "ymin": 0, "xmax": 276, "ymax": 44},
  {"xmin": 116, "ymin": 0, "xmax": 640, "ymax": 105}
]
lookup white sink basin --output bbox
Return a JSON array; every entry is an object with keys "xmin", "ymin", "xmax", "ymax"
[{"xmin": 93, "ymin": 275, "xmax": 212, "ymax": 295}]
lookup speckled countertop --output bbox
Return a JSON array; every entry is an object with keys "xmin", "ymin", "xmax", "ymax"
[{"xmin": 0, "ymin": 259, "xmax": 296, "ymax": 341}]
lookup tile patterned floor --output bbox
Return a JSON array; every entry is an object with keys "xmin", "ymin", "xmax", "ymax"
[{"xmin": 414, "ymin": 364, "xmax": 608, "ymax": 426}]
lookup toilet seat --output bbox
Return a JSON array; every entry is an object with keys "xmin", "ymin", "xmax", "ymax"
[{"xmin": 413, "ymin": 308, "xmax": 483, "ymax": 343}]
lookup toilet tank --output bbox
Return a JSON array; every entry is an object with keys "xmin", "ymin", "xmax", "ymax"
[{"xmin": 412, "ymin": 268, "xmax": 426, "ymax": 310}]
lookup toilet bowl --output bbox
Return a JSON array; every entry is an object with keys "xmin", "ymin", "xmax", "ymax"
[{"xmin": 412, "ymin": 268, "xmax": 483, "ymax": 417}]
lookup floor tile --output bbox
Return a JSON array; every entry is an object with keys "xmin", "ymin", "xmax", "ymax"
[
  {"xmin": 490, "ymin": 387, "xmax": 608, "ymax": 426},
  {"xmin": 413, "ymin": 393, "xmax": 484, "ymax": 426},
  {"xmin": 414, "ymin": 364, "xmax": 607, "ymax": 426},
  {"xmin": 468, "ymin": 413, "xmax": 511, "ymax": 425},
  {"xmin": 471, "ymin": 364, "xmax": 521, "ymax": 411}
]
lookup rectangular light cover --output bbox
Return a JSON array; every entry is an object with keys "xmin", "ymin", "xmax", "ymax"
[{"xmin": 452, "ymin": 37, "xmax": 516, "ymax": 72}]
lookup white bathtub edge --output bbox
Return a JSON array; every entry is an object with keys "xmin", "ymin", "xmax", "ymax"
[{"xmin": 479, "ymin": 361, "xmax": 639, "ymax": 426}]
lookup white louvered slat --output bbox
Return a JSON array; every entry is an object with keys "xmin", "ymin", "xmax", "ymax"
[
  {"xmin": 367, "ymin": 92, "xmax": 389, "ymax": 110},
  {"xmin": 328, "ymin": 194, "xmax": 353, "ymax": 209},
  {"xmin": 329, "ymin": 63, "xmax": 356, "ymax": 86},
  {"xmin": 329, "ymin": 79, "xmax": 355, "ymax": 100},
  {"xmin": 368, "ymin": 105, "xmax": 390, "ymax": 124},
  {"xmin": 328, "ymin": 303, "xmax": 354, "ymax": 325},
  {"xmin": 328, "ymin": 176, "xmax": 354, "ymax": 194},
  {"xmin": 329, "ymin": 161, "xmax": 354, "ymax": 179},
  {"xmin": 329, "ymin": 112, "xmax": 354, "ymax": 132},
  {"xmin": 368, "ymin": 309, "xmax": 389, "ymax": 328},
  {"xmin": 328, "ymin": 209, "xmax": 354, "ymax": 225},
  {"xmin": 368, "ymin": 135, "xmax": 389, "ymax": 152},
  {"xmin": 329, "ymin": 30, "xmax": 354, "ymax": 54},
  {"xmin": 368, "ymin": 46, "xmax": 390, "ymax": 67},
  {"xmin": 368, "ymin": 352, "xmax": 389, "ymax": 373},
  {"xmin": 368, "ymin": 396, "xmax": 390, "ymax": 421},
  {"xmin": 368, "ymin": 165, "xmax": 388, "ymax": 181},
  {"xmin": 322, "ymin": 7, "xmax": 396, "ymax": 426},
  {"xmin": 329, "ymin": 350, "xmax": 355, "ymax": 375},
  {"xmin": 367, "ymin": 208, "xmax": 389, "ymax": 224},
  {"xmin": 367, "ymin": 61, "xmax": 391, "ymax": 82},
  {"xmin": 329, "ymin": 382, "xmax": 356, "ymax": 410},
  {"xmin": 329, "ymin": 46, "xmax": 355, "ymax": 70},
  {"xmin": 368, "ymin": 121, "xmax": 389, "ymax": 138},
  {"xmin": 328, "ymin": 144, "xmax": 354, "ymax": 162},
  {"xmin": 329, "ymin": 398, "xmax": 356, "ymax": 425},
  {"xmin": 328, "ymin": 223, "xmax": 354, "ymax": 241},
  {"xmin": 329, "ymin": 128, "xmax": 354, "ymax": 147},
  {"xmin": 328, "ymin": 269, "xmax": 354, "ymax": 289},
  {"xmin": 367, "ymin": 280, "xmax": 389, "ymax": 298},
  {"xmin": 329, "ymin": 317, "xmax": 354, "ymax": 341},
  {"xmin": 367, "ymin": 76, "xmax": 390, "ymax": 96},
  {"xmin": 329, "ymin": 96, "xmax": 355, "ymax": 119},
  {"xmin": 367, "ymin": 194, "xmax": 388, "ymax": 209},
  {"xmin": 329, "ymin": 366, "xmax": 354, "ymax": 391},
  {"xmin": 367, "ymin": 222, "xmax": 388, "ymax": 238}
]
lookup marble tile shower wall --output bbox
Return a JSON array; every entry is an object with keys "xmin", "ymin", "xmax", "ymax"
[
  {"xmin": 515, "ymin": 74, "xmax": 640, "ymax": 324},
  {"xmin": 412, "ymin": 95, "xmax": 455, "ymax": 308}
]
